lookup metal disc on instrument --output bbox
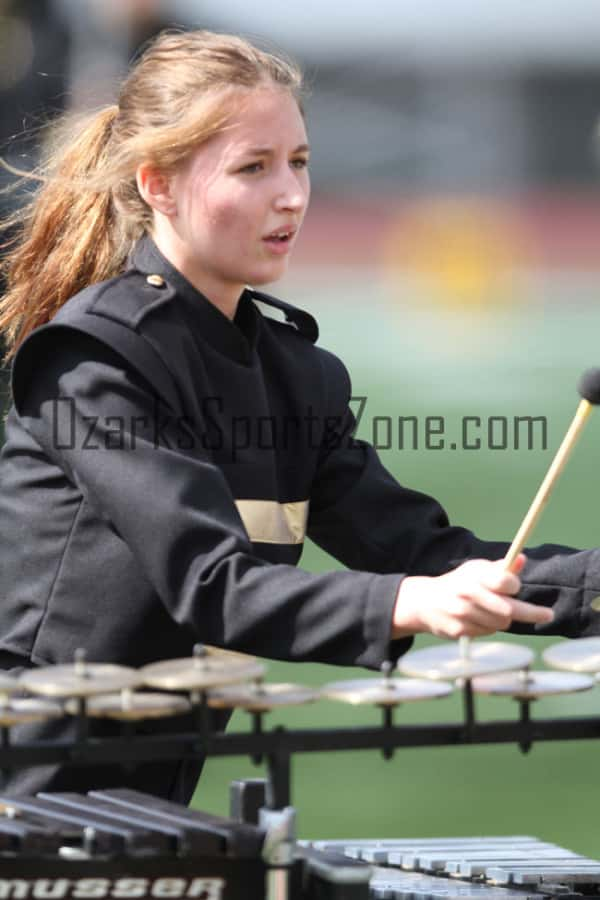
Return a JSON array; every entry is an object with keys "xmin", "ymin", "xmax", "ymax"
[
  {"xmin": 65, "ymin": 691, "xmax": 191, "ymax": 721},
  {"xmin": 471, "ymin": 670, "xmax": 594, "ymax": 699},
  {"xmin": 322, "ymin": 677, "xmax": 453, "ymax": 706},
  {"xmin": 543, "ymin": 637, "xmax": 600, "ymax": 673},
  {"xmin": 19, "ymin": 664, "xmax": 142, "ymax": 698},
  {"xmin": 0, "ymin": 698, "xmax": 64, "ymax": 725},
  {"xmin": 206, "ymin": 682, "xmax": 316, "ymax": 711},
  {"xmin": 141, "ymin": 647, "xmax": 266, "ymax": 691},
  {"xmin": 398, "ymin": 641, "xmax": 534, "ymax": 681}
]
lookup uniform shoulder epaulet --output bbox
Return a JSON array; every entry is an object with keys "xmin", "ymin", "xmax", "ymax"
[
  {"xmin": 14, "ymin": 271, "xmax": 182, "ymax": 415},
  {"xmin": 247, "ymin": 288, "xmax": 319, "ymax": 343},
  {"xmin": 87, "ymin": 269, "xmax": 176, "ymax": 329}
]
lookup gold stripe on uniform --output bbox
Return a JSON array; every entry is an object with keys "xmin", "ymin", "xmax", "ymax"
[{"xmin": 235, "ymin": 499, "xmax": 309, "ymax": 545}]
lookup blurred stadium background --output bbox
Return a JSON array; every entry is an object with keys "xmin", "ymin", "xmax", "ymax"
[{"xmin": 2, "ymin": 0, "xmax": 600, "ymax": 855}]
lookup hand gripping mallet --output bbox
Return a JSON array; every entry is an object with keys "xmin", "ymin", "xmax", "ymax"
[{"xmin": 460, "ymin": 367, "xmax": 600, "ymax": 660}]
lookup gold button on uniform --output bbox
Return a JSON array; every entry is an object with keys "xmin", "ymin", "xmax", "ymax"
[{"xmin": 146, "ymin": 274, "xmax": 165, "ymax": 288}]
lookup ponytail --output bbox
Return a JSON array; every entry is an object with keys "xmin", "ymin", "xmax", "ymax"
[
  {"xmin": 0, "ymin": 29, "xmax": 305, "ymax": 365},
  {"xmin": 0, "ymin": 106, "xmax": 137, "ymax": 362}
]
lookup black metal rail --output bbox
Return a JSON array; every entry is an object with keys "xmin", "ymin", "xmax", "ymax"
[{"xmin": 2, "ymin": 709, "xmax": 600, "ymax": 808}]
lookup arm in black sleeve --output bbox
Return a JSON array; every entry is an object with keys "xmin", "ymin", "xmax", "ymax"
[
  {"xmin": 307, "ymin": 352, "xmax": 600, "ymax": 639},
  {"xmin": 17, "ymin": 332, "xmax": 409, "ymax": 669}
]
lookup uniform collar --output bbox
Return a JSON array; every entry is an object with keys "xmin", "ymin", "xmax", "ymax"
[{"xmin": 128, "ymin": 234, "xmax": 259, "ymax": 365}]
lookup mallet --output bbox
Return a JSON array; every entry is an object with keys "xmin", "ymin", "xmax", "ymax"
[
  {"xmin": 460, "ymin": 368, "xmax": 600, "ymax": 659},
  {"xmin": 503, "ymin": 368, "xmax": 600, "ymax": 569}
]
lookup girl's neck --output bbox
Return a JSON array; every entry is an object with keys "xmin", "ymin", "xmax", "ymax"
[{"xmin": 149, "ymin": 226, "xmax": 242, "ymax": 320}]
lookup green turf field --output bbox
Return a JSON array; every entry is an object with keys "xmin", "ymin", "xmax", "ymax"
[{"xmin": 3, "ymin": 268, "xmax": 600, "ymax": 853}]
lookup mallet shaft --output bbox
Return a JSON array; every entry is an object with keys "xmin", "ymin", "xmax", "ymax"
[
  {"xmin": 504, "ymin": 398, "xmax": 592, "ymax": 570},
  {"xmin": 460, "ymin": 396, "xmax": 593, "ymax": 662}
]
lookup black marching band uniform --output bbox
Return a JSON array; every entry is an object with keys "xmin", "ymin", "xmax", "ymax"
[{"xmin": 1, "ymin": 235, "xmax": 600, "ymax": 800}]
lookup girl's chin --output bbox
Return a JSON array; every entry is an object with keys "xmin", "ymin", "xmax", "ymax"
[{"xmin": 247, "ymin": 261, "xmax": 290, "ymax": 286}]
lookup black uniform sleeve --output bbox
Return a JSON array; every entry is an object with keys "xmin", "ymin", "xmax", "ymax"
[
  {"xmin": 16, "ymin": 332, "xmax": 408, "ymax": 669},
  {"xmin": 307, "ymin": 352, "xmax": 600, "ymax": 639}
]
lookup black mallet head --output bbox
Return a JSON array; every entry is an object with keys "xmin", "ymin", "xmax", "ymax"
[{"xmin": 578, "ymin": 368, "xmax": 600, "ymax": 405}]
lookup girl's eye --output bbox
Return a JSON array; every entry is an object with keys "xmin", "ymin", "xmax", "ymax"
[
  {"xmin": 237, "ymin": 158, "xmax": 309, "ymax": 174},
  {"xmin": 239, "ymin": 162, "xmax": 263, "ymax": 174}
]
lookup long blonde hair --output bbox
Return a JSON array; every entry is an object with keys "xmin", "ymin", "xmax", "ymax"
[{"xmin": 0, "ymin": 30, "xmax": 303, "ymax": 361}]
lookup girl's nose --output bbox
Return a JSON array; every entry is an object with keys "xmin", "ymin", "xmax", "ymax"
[{"xmin": 273, "ymin": 170, "xmax": 309, "ymax": 213}]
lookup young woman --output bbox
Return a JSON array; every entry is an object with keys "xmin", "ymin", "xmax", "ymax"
[{"xmin": 0, "ymin": 30, "xmax": 597, "ymax": 800}]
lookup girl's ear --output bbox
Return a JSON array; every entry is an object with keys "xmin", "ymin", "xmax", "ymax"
[{"xmin": 136, "ymin": 164, "xmax": 177, "ymax": 216}]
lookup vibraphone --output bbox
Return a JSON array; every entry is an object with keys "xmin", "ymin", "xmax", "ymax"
[
  {"xmin": 0, "ymin": 786, "xmax": 598, "ymax": 900},
  {"xmin": 0, "ymin": 786, "xmax": 283, "ymax": 900},
  {"xmin": 0, "ymin": 637, "xmax": 600, "ymax": 899},
  {"xmin": 304, "ymin": 835, "xmax": 600, "ymax": 899}
]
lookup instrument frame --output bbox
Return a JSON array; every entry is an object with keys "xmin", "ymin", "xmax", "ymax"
[{"xmin": 2, "ymin": 680, "xmax": 600, "ymax": 809}]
